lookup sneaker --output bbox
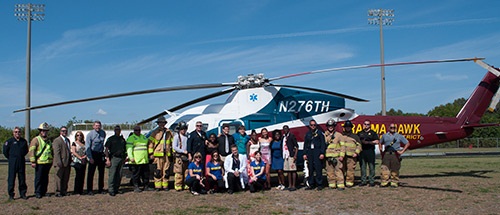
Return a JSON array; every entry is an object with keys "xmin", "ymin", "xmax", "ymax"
[
  {"xmin": 208, "ymin": 189, "xmax": 214, "ymax": 194},
  {"xmin": 191, "ymin": 191, "xmax": 199, "ymax": 196}
]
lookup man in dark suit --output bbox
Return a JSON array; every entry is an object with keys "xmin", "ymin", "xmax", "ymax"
[
  {"xmin": 187, "ymin": 121, "xmax": 207, "ymax": 162},
  {"xmin": 303, "ymin": 119, "xmax": 326, "ymax": 190},
  {"xmin": 217, "ymin": 124, "xmax": 235, "ymax": 162},
  {"xmin": 52, "ymin": 126, "xmax": 72, "ymax": 197}
]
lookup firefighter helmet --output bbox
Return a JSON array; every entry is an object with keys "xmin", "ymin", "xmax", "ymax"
[
  {"xmin": 37, "ymin": 122, "xmax": 50, "ymax": 131},
  {"xmin": 343, "ymin": 120, "xmax": 353, "ymax": 128},
  {"xmin": 177, "ymin": 121, "xmax": 188, "ymax": 130},
  {"xmin": 326, "ymin": 118, "xmax": 337, "ymax": 127}
]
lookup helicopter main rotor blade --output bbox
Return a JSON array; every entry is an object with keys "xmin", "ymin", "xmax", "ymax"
[
  {"xmin": 13, "ymin": 83, "xmax": 234, "ymax": 113},
  {"xmin": 137, "ymin": 87, "xmax": 237, "ymax": 125},
  {"xmin": 271, "ymin": 84, "xmax": 369, "ymax": 102},
  {"xmin": 268, "ymin": 57, "xmax": 485, "ymax": 82}
]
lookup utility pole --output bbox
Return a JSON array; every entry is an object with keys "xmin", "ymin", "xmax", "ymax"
[
  {"xmin": 368, "ymin": 9, "xmax": 394, "ymax": 116},
  {"xmin": 14, "ymin": 3, "xmax": 45, "ymax": 140}
]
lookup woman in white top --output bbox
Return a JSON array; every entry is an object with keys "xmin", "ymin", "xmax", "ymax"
[
  {"xmin": 258, "ymin": 128, "xmax": 273, "ymax": 189},
  {"xmin": 247, "ymin": 130, "xmax": 260, "ymax": 161},
  {"xmin": 71, "ymin": 131, "xmax": 87, "ymax": 195}
]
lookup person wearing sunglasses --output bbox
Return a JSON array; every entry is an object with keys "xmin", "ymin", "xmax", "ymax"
[
  {"xmin": 378, "ymin": 123, "xmax": 410, "ymax": 188},
  {"xmin": 303, "ymin": 119, "xmax": 326, "ymax": 190},
  {"xmin": 3, "ymin": 127, "xmax": 28, "ymax": 200},
  {"xmin": 187, "ymin": 121, "xmax": 207, "ymax": 163},
  {"xmin": 357, "ymin": 120, "xmax": 379, "ymax": 187}
]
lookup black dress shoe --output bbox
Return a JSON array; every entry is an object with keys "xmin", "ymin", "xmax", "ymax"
[
  {"xmin": 20, "ymin": 195, "xmax": 28, "ymax": 200},
  {"xmin": 55, "ymin": 194, "xmax": 63, "ymax": 197},
  {"xmin": 359, "ymin": 182, "xmax": 367, "ymax": 187},
  {"xmin": 36, "ymin": 194, "xmax": 42, "ymax": 199},
  {"xmin": 304, "ymin": 186, "xmax": 315, "ymax": 190},
  {"xmin": 9, "ymin": 196, "xmax": 14, "ymax": 201},
  {"xmin": 87, "ymin": 192, "xmax": 94, "ymax": 196},
  {"xmin": 369, "ymin": 183, "xmax": 375, "ymax": 187},
  {"xmin": 109, "ymin": 192, "xmax": 116, "ymax": 196},
  {"xmin": 316, "ymin": 186, "xmax": 324, "ymax": 191}
]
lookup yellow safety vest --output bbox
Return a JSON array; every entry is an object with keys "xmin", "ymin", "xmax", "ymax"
[
  {"xmin": 127, "ymin": 134, "xmax": 152, "ymax": 164},
  {"xmin": 29, "ymin": 136, "xmax": 53, "ymax": 164}
]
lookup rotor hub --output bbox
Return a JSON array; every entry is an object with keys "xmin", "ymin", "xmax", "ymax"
[{"xmin": 237, "ymin": 73, "xmax": 267, "ymax": 89}]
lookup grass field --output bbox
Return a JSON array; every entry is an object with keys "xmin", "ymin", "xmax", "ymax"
[{"xmin": 1, "ymin": 155, "xmax": 499, "ymax": 214}]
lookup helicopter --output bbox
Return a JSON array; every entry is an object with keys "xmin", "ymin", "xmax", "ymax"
[{"xmin": 14, "ymin": 57, "xmax": 500, "ymax": 158}]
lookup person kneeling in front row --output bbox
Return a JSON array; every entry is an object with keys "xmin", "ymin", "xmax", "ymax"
[
  {"xmin": 249, "ymin": 151, "xmax": 266, "ymax": 193},
  {"xmin": 186, "ymin": 152, "xmax": 206, "ymax": 195}
]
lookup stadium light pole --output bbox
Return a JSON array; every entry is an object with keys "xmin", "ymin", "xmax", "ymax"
[
  {"xmin": 368, "ymin": 9, "xmax": 394, "ymax": 116},
  {"xmin": 14, "ymin": 3, "xmax": 45, "ymax": 141}
]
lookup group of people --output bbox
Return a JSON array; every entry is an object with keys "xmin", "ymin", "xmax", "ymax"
[
  {"xmin": 304, "ymin": 118, "xmax": 411, "ymax": 191},
  {"xmin": 3, "ymin": 117, "xmax": 410, "ymax": 200}
]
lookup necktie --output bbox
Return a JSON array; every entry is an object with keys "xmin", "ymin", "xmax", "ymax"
[{"xmin": 65, "ymin": 138, "xmax": 71, "ymax": 154}]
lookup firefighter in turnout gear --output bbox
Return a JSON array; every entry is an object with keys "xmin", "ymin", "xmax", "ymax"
[
  {"xmin": 173, "ymin": 121, "xmax": 189, "ymax": 191},
  {"xmin": 149, "ymin": 116, "xmax": 173, "ymax": 191},
  {"xmin": 28, "ymin": 122, "xmax": 53, "ymax": 199},
  {"xmin": 338, "ymin": 120, "xmax": 361, "ymax": 188},
  {"xmin": 324, "ymin": 119, "xmax": 344, "ymax": 189}
]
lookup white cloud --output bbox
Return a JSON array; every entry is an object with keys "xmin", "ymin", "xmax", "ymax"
[
  {"xmin": 434, "ymin": 73, "xmax": 468, "ymax": 81},
  {"xmin": 97, "ymin": 108, "xmax": 107, "ymax": 115},
  {"xmin": 37, "ymin": 20, "xmax": 170, "ymax": 60}
]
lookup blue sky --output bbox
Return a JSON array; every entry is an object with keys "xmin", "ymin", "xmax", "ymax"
[{"xmin": 1, "ymin": 0, "xmax": 500, "ymax": 128}]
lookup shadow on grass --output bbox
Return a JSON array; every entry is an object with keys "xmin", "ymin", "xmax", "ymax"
[
  {"xmin": 399, "ymin": 183, "xmax": 463, "ymax": 193},
  {"xmin": 401, "ymin": 170, "xmax": 494, "ymax": 179}
]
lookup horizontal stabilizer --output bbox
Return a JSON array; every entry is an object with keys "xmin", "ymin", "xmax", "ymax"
[{"xmin": 462, "ymin": 123, "xmax": 500, "ymax": 128}]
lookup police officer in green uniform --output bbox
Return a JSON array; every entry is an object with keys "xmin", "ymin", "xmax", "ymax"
[
  {"xmin": 357, "ymin": 120, "xmax": 379, "ymax": 187},
  {"xmin": 28, "ymin": 122, "xmax": 53, "ymax": 199},
  {"xmin": 105, "ymin": 125, "xmax": 127, "ymax": 196},
  {"xmin": 3, "ymin": 127, "xmax": 28, "ymax": 200}
]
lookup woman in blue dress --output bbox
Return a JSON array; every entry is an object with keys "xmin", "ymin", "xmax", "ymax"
[{"xmin": 271, "ymin": 129, "xmax": 285, "ymax": 190}]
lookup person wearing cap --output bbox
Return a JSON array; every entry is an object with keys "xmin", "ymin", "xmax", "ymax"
[
  {"xmin": 104, "ymin": 125, "xmax": 127, "ymax": 196},
  {"xmin": 28, "ymin": 122, "xmax": 53, "ymax": 199},
  {"xmin": 3, "ymin": 127, "xmax": 28, "ymax": 200},
  {"xmin": 324, "ymin": 119, "xmax": 344, "ymax": 189},
  {"xmin": 378, "ymin": 123, "xmax": 410, "ymax": 188},
  {"xmin": 148, "ymin": 116, "xmax": 174, "ymax": 191},
  {"xmin": 357, "ymin": 120, "xmax": 379, "ymax": 187},
  {"xmin": 85, "ymin": 120, "xmax": 107, "ymax": 195},
  {"xmin": 336, "ymin": 120, "xmax": 362, "ymax": 189},
  {"xmin": 52, "ymin": 126, "xmax": 72, "ymax": 197},
  {"xmin": 127, "ymin": 125, "xmax": 154, "ymax": 192},
  {"xmin": 303, "ymin": 119, "xmax": 326, "ymax": 190}
]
